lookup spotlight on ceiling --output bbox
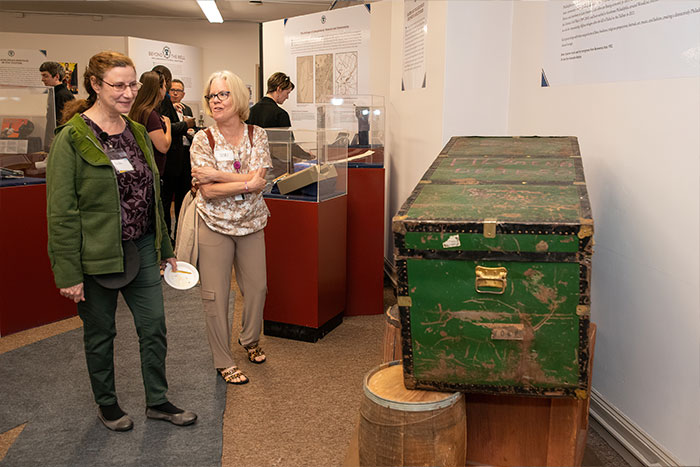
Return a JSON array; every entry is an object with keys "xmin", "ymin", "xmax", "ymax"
[{"xmin": 197, "ymin": 0, "xmax": 224, "ymax": 23}]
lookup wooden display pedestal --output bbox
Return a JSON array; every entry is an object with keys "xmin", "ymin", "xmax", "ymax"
[
  {"xmin": 345, "ymin": 167, "xmax": 385, "ymax": 316},
  {"xmin": 0, "ymin": 183, "xmax": 77, "ymax": 336},
  {"xmin": 465, "ymin": 323, "xmax": 597, "ymax": 467},
  {"xmin": 263, "ymin": 195, "xmax": 347, "ymax": 342}
]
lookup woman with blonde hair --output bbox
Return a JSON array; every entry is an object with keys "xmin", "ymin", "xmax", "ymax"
[
  {"xmin": 128, "ymin": 70, "xmax": 171, "ymax": 174},
  {"xmin": 47, "ymin": 50, "xmax": 196, "ymax": 431},
  {"xmin": 189, "ymin": 71, "xmax": 272, "ymax": 384}
]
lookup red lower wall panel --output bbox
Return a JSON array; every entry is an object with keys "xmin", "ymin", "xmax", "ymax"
[{"xmin": 0, "ymin": 184, "xmax": 77, "ymax": 336}]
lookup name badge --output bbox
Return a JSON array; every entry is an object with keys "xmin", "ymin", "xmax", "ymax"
[
  {"xmin": 233, "ymin": 194, "xmax": 247, "ymax": 201},
  {"xmin": 214, "ymin": 149, "xmax": 235, "ymax": 161},
  {"xmin": 111, "ymin": 158, "xmax": 135, "ymax": 173}
]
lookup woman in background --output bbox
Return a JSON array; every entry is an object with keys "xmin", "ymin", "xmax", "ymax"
[
  {"xmin": 246, "ymin": 72, "xmax": 294, "ymax": 128},
  {"xmin": 190, "ymin": 71, "xmax": 271, "ymax": 385},
  {"xmin": 47, "ymin": 51, "xmax": 196, "ymax": 431},
  {"xmin": 128, "ymin": 71, "xmax": 171, "ymax": 174}
]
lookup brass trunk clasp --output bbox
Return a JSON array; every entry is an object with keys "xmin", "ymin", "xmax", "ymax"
[{"xmin": 475, "ymin": 266, "xmax": 508, "ymax": 294}]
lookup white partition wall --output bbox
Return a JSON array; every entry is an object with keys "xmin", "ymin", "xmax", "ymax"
[{"xmin": 507, "ymin": 3, "xmax": 700, "ymax": 465}]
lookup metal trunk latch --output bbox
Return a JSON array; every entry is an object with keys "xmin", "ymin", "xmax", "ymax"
[
  {"xmin": 475, "ymin": 266, "xmax": 508, "ymax": 294},
  {"xmin": 483, "ymin": 218, "xmax": 497, "ymax": 238}
]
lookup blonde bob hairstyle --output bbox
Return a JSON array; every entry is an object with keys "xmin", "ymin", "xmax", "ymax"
[{"xmin": 202, "ymin": 70, "xmax": 250, "ymax": 121}]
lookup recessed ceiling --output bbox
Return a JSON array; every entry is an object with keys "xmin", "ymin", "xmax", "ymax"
[{"xmin": 0, "ymin": 0, "xmax": 368, "ymax": 23}]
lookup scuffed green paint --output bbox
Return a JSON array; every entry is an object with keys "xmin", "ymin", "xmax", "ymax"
[
  {"xmin": 407, "ymin": 185, "xmax": 582, "ymax": 223},
  {"xmin": 406, "ymin": 258, "xmax": 580, "ymax": 388},
  {"xmin": 431, "ymin": 157, "xmax": 576, "ymax": 183},
  {"xmin": 404, "ymin": 232, "xmax": 579, "ymax": 253},
  {"xmin": 446, "ymin": 137, "xmax": 575, "ymax": 157}
]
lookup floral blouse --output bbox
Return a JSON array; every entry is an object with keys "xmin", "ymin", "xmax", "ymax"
[{"xmin": 190, "ymin": 123, "xmax": 272, "ymax": 236}]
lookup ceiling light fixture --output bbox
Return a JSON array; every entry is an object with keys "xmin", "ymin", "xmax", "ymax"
[{"xmin": 197, "ymin": 0, "xmax": 224, "ymax": 23}]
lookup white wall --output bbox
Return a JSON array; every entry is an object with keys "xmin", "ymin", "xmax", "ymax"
[
  {"xmin": 0, "ymin": 12, "xmax": 259, "ymax": 100},
  {"xmin": 507, "ymin": 2, "xmax": 700, "ymax": 465},
  {"xmin": 383, "ymin": 0, "xmax": 448, "ymax": 260},
  {"xmin": 442, "ymin": 1, "xmax": 514, "ymax": 142}
]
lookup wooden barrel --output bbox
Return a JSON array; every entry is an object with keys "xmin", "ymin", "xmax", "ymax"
[
  {"xmin": 382, "ymin": 305, "xmax": 402, "ymax": 363},
  {"xmin": 359, "ymin": 361, "xmax": 466, "ymax": 467}
]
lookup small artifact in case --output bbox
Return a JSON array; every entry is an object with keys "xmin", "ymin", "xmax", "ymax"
[{"xmin": 275, "ymin": 163, "xmax": 338, "ymax": 195}]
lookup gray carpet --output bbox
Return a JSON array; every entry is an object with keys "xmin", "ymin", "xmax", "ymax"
[{"xmin": 0, "ymin": 286, "xmax": 226, "ymax": 467}]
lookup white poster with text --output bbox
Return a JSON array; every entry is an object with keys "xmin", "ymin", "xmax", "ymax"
[
  {"xmin": 0, "ymin": 49, "xmax": 47, "ymax": 87},
  {"xmin": 542, "ymin": 0, "xmax": 700, "ymax": 86},
  {"xmin": 284, "ymin": 5, "xmax": 371, "ymax": 128},
  {"xmin": 402, "ymin": 0, "xmax": 428, "ymax": 91},
  {"xmin": 127, "ymin": 37, "xmax": 202, "ymax": 104}
]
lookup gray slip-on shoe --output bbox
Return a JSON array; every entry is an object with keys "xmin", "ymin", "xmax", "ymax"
[
  {"xmin": 145, "ymin": 407, "xmax": 197, "ymax": 426},
  {"xmin": 97, "ymin": 410, "xmax": 134, "ymax": 432}
]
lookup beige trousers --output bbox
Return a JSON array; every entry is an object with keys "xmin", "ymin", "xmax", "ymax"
[{"xmin": 197, "ymin": 217, "xmax": 267, "ymax": 369}]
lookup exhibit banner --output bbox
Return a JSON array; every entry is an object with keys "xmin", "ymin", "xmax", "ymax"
[
  {"xmin": 127, "ymin": 37, "xmax": 203, "ymax": 104},
  {"xmin": 284, "ymin": 5, "xmax": 371, "ymax": 128},
  {"xmin": 402, "ymin": 0, "xmax": 428, "ymax": 91},
  {"xmin": 0, "ymin": 49, "xmax": 46, "ymax": 87},
  {"xmin": 542, "ymin": 0, "xmax": 700, "ymax": 86}
]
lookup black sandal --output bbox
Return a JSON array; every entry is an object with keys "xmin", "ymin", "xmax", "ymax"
[
  {"xmin": 217, "ymin": 366, "xmax": 249, "ymax": 384},
  {"xmin": 239, "ymin": 339, "xmax": 266, "ymax": 364}
]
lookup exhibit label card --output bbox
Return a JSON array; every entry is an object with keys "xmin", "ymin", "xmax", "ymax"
[{"xmin": 542, "ymin": 0, "xmax": 700, "ymax": 86}]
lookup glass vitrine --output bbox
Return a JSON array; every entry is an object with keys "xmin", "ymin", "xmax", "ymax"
[
  {"xmin": 0, "ymin": 86, "xmax": 56, "ymax": 180},
  {"xmin": 263, "ymin": 128, "xmax": 348, "ymax": 202},
  {"xmin": 317, "ymin": 95, "xmax": 385, "ymax": 168}
]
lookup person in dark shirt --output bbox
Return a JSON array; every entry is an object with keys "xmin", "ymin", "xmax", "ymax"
[
  {"xmin": 246, "ymin": 72, "xmax": 294, "ymax": 128},
  {"xmin": 152, "ymin": 65, "xmax": 196, "ymax": 239},
  {"xmin": 40, "ymin": 61, "xmax": 75, "ymax": 124},
  {"xmin": 128, "ymin": 71, "xmax": 171, "ymax": 174}
]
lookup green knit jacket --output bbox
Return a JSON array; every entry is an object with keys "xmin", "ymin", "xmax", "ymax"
[{"xmin": 46, "ymin": 113, "xmax": 174, "ymax": 289}]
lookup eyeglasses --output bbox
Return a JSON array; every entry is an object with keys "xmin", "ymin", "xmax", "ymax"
[
  {"xmin": 101, "ymin": 80, "xmax": 142, "ymax": 93},
  {"xmin": 170, "ymin": 88, "xmax": 184, "ymax": 94},
  {"xmin": 204, "ymin": 91, "xmax": 231, "ymax": 102}
]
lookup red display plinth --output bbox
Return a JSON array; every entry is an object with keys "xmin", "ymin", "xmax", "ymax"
[
  {"xmin": 263, "ymin": 195, "xmax": 347, "ymax": 342},
  {"xmin": 345, "ymin": 167, "xmax": 385, "ymax": 316},
  {"xmin": 0, "ymin": 183, "xmax": 77, "ymax": 336}
]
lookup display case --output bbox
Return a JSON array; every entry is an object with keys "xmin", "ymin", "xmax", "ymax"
[
  {"xmin": 262, "ymin": 128, "xmax": 349, "ymax": 342},
  {"xmin": 318, "ymin": 96, "xmax": 387, "ymax": 316},
  {"xmin": 0, "ymin": 86, "xmax": 56, "ymax": 180},
  {"xmin": 0, "ymin": 86, "xmax": 76, "ymax": 336},
  {"xmin": 263, "ymin": 128, "xmax": 348, "ymax": 202},
  {"xmin": 318, "ymin": 95, "xmax": 384, "ymax": 168}
]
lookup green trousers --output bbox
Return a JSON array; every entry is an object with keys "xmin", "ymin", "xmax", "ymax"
[{"xmin": 77, "ymin": 233, "xmax": 169, "ymax": 407}]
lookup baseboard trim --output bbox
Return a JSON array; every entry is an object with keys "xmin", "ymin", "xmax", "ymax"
[{"xmin": 589, "ymin": 389, "xmax": 682, "ymax": 466}]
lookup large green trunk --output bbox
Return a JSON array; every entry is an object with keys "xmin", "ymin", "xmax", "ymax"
[{"xmin": 393, "ymin": 136, "xmax": 593, "ymax": 398}]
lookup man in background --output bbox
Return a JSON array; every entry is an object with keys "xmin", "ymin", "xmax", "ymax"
[
  {"xmin": 39, "ymin": 61, "xmax": 74, "ymax": 124},
  {"xmin": 152, "ymin": 65, "xmax": 196, "ymax": 240},
  {"xmin": 170, "ymin": 79, "xmax": 194, "ymax": 150}
]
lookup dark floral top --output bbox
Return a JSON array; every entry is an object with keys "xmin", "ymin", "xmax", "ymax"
[{"xmin": 82, "ymin": 114, "xmax": 154, "ymax": 241}]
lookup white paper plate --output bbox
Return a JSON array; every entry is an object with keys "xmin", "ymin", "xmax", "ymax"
[{"xmin": 163, "ymin": 261, "xmax": 199, "ymax": 290}]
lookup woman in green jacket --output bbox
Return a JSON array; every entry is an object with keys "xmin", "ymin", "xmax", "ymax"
[{"xmin": 46, "ymin": 51, "xmax": 196, "ymax": 432}]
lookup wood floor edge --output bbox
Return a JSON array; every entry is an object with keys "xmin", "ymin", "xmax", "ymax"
[
  {"xmin": 0, "ymin": 316, "xmax": 82, "ymax": 355},
  {"xmin": 0, "ymin": 423, "xmax": 27, "ymax": 462}
]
